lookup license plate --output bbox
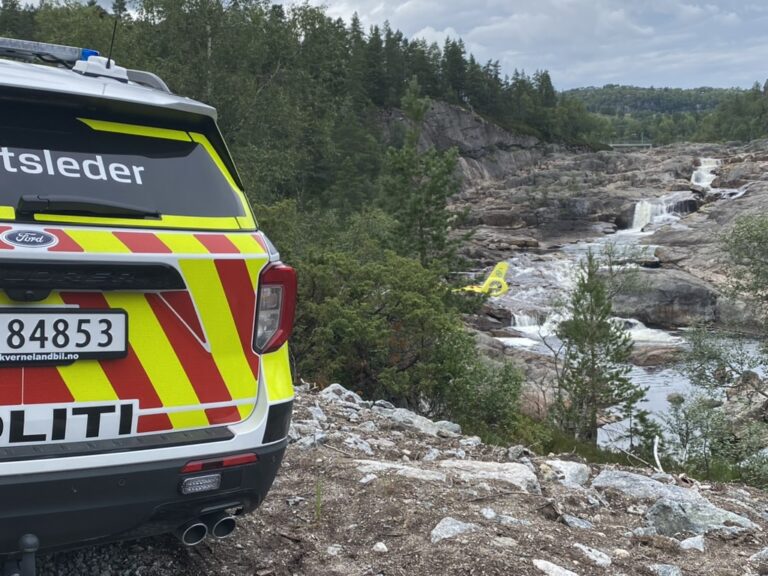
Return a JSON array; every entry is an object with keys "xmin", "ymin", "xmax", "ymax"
[{"xmin": 0, "ymin": 309, "xmax": 127, "ymax": 364}]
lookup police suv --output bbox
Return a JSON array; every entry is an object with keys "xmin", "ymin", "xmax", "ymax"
[{"xmin": 0, "ymin": 38, "xmax": 296, "ymax": 572}]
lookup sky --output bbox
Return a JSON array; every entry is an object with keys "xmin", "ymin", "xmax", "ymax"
[{"xmin": 296, "ymin": 0, "xmax": 768, "ymax": 90}]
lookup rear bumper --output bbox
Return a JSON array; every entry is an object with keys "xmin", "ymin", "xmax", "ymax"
[{"xmin": 0, "ymin": 440, "xmax": 286, "ymax": 556}]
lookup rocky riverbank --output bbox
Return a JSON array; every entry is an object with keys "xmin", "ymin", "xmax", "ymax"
[
  {"xmin": 39, "ymin": 383, "xmax": 768, "ymax": 575},
  {"xmin": 416, "ymin": 100, "xmax": 767, "ymax": 333}
]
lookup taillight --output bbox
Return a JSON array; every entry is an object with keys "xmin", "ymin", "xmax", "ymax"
[{"xmin": 254, "ymin": 263, "xmax": 297, "ymax": 353}]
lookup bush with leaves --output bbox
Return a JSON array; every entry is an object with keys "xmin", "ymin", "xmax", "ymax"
[
  {"xmin": 255, "ymin": 201, "xmax": 524, "ymax": 440},
  {"xmin": 664, "ymin": 215, "xmax": 768, "ymax": 486}
]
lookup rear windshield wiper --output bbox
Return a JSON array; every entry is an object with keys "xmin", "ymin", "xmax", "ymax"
[{"xmin": 17, "ymin": 195, "xmax": 160, "ymax": 219}]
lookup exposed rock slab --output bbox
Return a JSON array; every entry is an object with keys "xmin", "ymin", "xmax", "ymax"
[
  {"xmin": 430, "ymin": 517, "xmax": 479, "ymax": 543},
  {"xmin": 544, "ymin": 460, "xmax": 591, "ymax": 487},
  {"xmin": 573, "ymin": 543, "xmax": 611, "ymax": 567},
  {"xmin": 612, "ymin": 268, "xmax": 719, "ymax": 329},
  {"xmin": 532, "ymin": 559, "xmax": 579, "ymax": 576},
  {"xmin": 591, "ymin": 470, "xmax": 699, "ymax": 502},
  {"xmin": 439, "ymin": 459, "xmax": 542, "ymax": 493},
  {"xmin": 355, "ymin": 460, "xmax": 446, "ymax": 482},
  {"xmin": 645, "ymin": 497, "xmax": 756, "ymax": 537}
]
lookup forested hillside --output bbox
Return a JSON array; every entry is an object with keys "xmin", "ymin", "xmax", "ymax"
[
  {"xmin": 566, "ymin": 83, "xmax": 768, "ymax": 145},
  {"xmin": 565, "ymin": 85, "xmax": 738, "ymax": 115}
]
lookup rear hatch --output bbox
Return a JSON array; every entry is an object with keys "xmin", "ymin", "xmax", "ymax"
[{"xmin": 0, "ymin": 98, "xmax": 269, "ymax": 447}]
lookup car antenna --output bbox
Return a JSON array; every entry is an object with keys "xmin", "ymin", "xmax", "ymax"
[{"xmin": 105, "ymin": 16, "xmax": 119, "ymax": 69}]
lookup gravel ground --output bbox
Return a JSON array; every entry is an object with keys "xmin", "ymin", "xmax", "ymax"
[{"xmin": 28, "ymin": 386, "xmax": 768, "ymax": 576}]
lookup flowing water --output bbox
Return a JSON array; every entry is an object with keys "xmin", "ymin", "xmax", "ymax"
[{"xmin": 489, "ymin": 158, "xmax": 746, "ymax": 448}]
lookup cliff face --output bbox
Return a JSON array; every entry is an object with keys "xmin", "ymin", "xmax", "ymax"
[
  {"xmin": 384, "ymin": 100, "xmax": 545, "ymax": 187},
  {"xmin": 419, "ymin": 101, "xmax": 544, "ymax": 185}
]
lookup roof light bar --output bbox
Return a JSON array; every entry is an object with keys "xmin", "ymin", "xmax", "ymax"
[{"xmin": 0, "ymin": 37, "xmax": 99, "ymax": 66}]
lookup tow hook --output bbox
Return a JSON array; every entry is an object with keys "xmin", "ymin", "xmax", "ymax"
[
  {"xmin": 19, "ymin": 535, "xmax": 38, "ymax": 576},
  {"xmin": 3, "ymin": 534, "xmax": 39, "ymax": 576}
]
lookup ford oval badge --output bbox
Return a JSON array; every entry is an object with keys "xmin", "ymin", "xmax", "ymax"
[{"xmin": 2, "ymin": 229, "xmax": 58, "ymax": 249}]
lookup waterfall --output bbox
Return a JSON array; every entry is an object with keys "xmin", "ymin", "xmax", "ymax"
[
  {"xmin": 692, "ymin": 157, "xmax": 748, "ymax": 200},
  {"xmin": 691, "ymin": 158, "xmax": 719, "ymax": 188},
  {"xmin": 513, "ymin": 313, "xmax": 539, "ymax": 328},
  {"xmin": 631, "ymin": 191, "xmax": 696, "ymax": 231},
  {"xmin": 631, "ymin": 200, "xmax": 655, "ymax": 230}
]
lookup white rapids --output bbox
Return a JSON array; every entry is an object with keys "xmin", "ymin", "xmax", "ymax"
[{"xmin": 693, "ymin": 157, "xmax": 748, "ymax": 200}]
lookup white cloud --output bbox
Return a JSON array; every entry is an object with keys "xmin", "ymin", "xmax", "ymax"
[{"xmin": 110, "ymin": 0, "xmax": 768, "ymax": 89}]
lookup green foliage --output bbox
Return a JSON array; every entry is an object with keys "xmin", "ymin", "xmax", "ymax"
[
  {"xmin": 566, "ymin": 84, "xmax": 735, "ymax": 116},
  {"xmin": 565, "ymin": 84, "xmax": 768, "ymax": 144},
  {"xmin": 667, "ymin": 215, "xmax": 768, "ymax": 487},
  {"xmin": 254, "ymin": 202, "xmax": 523, "ymax": 440},
  {"xmin": 379, "ymin": 79, "xmax": 460, "ymax": 268},
  {"xmin": 551, "ymin": 251, "xmax": 645, "ymax": 445},
  {"xmin": 442, "ymin": 359, "xmax": 523, "ymax": 445},
  {"xmin": 724, "ymin": 215, "xmax": 768, "ymax": 321}
]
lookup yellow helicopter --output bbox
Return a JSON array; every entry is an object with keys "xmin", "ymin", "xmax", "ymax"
[{"xmin": 456, "ymin": 262, "xmax": 509, "ymax": 297}]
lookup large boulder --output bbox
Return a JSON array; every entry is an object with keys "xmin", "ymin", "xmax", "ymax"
[
  {"xmin": 591, "ymin": 470, "xmax": 698, "ymax": 503},
  {"xmin": 612, "ymin": 269, "xmax": 719, "ymax": 329},
  {"xmin": 645, "ymin": 497, "xmax": 756, "ymax": 537},
  {"xmin": 439, "ymin": 459, "xmax": 542, "ymax": 494}
]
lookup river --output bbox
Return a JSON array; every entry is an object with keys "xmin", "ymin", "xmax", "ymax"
[{"xmin": 490, "ymin": 158, "xmax": 747, "ymax": 448}]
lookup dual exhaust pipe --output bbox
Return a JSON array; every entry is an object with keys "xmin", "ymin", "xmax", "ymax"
[{"xmin": 177, "ymin": 512, "xmax": 237, "ymax": 546}]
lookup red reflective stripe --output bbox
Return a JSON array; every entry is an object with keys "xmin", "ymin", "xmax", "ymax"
[
  {"xmin": 0, "ymin": 368, "xmax": 22, "ymax": 405},
  {"xmin": 206, "ymin": 406, "xmax": 242, "ymax": 425},
  {"xmin": 182, "ymin": 452, "xmax": 257, "ymax": 473},
  {"xmin": 22, "ymin": 367, "xmax": 74, "ymax": 404},
  {"xmin": 138, "ymin": 414, "xmax": 174, "ymax": 433},
  {"xmin": 214, "ymin": 260, "xmax": 260, "ymax": 380},
  {"xmin": 113, "ymin": 232, "xmax": 171, "ymax": 254},
  {"xmin": 159, "ymin": 291, "xmax": 206, "ymax": 344},
  {"xmin": 46, "ymin": 229, "xmax": 83, "ymax": 252},
  {"xmin": 146, "ymin": 293, "xmax": 238, "ymax": 423},
  {"xmin": 0, "ymin": 226, "xmax": 13, "ymax": 250},
  {"xmin": 58, "ymin": 293, "xmax": 173, "ymax": 431},
  {"xmin": 194, "ymin": 234, "xmax": 239, "ymax": 254}
]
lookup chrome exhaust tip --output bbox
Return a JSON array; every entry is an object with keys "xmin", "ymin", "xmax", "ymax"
[
  {"xmin": 204, "ymin": 512, "xmax": 237, "ymax": 539},
  {"xmin": 177, "ymin": 521, "xmax": 208, "ymax": 546}
]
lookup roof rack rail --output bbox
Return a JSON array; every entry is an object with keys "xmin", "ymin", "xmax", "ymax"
[
  {"xmin": 0, "ymin": 37, "xmax": 98, "ymax": 66},
  {"xmin": 126, "ymin": 69, "xmax": 172, "ymax": 93}
]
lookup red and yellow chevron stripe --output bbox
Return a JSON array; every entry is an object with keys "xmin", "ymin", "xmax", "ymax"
[{"xmin": 0, "ymin": 227, "xmax": 290, "ymax": 435}]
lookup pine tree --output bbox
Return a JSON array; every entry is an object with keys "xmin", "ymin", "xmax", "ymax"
[
  {"xmin": 552, "ymin": 251, "xmax": 644, "ymax": 444},
  {"xmin": 379, "ymin": 77, "xmax": 459, "ymax": 268}
]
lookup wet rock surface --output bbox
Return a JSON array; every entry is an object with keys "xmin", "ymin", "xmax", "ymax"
[{"xmin": 37, "ymin": 384, "xmax": 768, "ymax": 575}]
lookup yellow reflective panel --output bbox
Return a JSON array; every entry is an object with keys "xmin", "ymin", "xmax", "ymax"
[
  {"xmin": 78, "ymin": 118, "xmax": 192, "ymax": 142},
  {"xmin": 188, "ymin": 133, "xmax": 256, "ymax": 230},
  {"xmin": 155, "ymin": 233, "xmax": 208, "ymax": 254},
  {"xmin": 33, "ymin": 213, "xmax": 241, "ymax": 231},
  {"xmin": 261, "ymin": 343, "xmax": 294, "ymax": 403},
  {"xmin": 0, "ymin": 206, "xmax": 15, "ymax": 220},
  {"xmin": 65, "ymin": 229, "xmax": 130, "ymax": 254},
  {"xmin": 228, "ymin": 234, "xmax": 267, "ymax": 255}
]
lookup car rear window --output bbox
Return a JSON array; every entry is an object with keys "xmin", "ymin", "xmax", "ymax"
[{"xmin": 0, "ymin": 102, "xmax": 245, "ymax": 220}]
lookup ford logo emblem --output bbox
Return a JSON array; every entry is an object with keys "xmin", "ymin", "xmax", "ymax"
[{"xmin": 1, "ymin": 229, "xmax": 58, "ymax": 249}]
